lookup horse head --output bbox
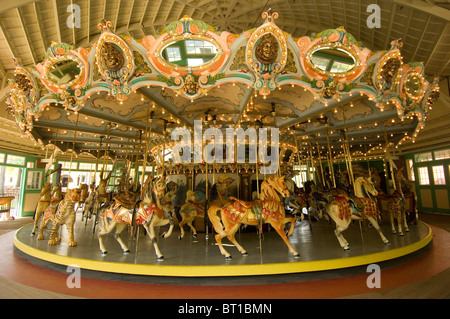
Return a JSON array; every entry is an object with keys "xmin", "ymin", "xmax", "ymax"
[
  {"xmin": 356, "ymin": 176, "xmax": 378, "ymax": 197},
  {"xmin": 41, "ymin": 182, "xmax": 52, "ymax": 195},
  {"xmin": 152, "ymin": 176, "xmax": 166, "ymax": 199},
  {"xmin": 79, "ymin": 184, "xmax": 89, "ymax": 202},
  {"xmin": 261, "ymin": 176, "xmax": 289, "ymax": 200}
]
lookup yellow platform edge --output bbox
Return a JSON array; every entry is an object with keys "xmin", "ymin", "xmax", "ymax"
[{"xmin": 13, "ymin": 222, "xmax": 433, "ymax": 277}]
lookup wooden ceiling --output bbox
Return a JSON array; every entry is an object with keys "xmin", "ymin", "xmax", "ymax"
[{"xmin": 0, "ymin": 0, "xmax": 449, "ymax": 160}]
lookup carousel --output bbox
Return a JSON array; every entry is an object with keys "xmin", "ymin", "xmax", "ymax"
[{"xmin": 9, "ymin": 11, "xmax": 436, "ymax": 278}]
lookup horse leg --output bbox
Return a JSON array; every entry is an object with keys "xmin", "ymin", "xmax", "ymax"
[
  {"xmin": 367, "ymin": 216, "xmax": 390, "ymax": 245},
  {"xmin": 178, "ymin": 214, "xmax": 188, "ymax": 240},
  {"xmin": 144, "ymin": 220, "xmax": 165, "ymax": 261},
  {"xmin": 283, "ymin": 216, "xmax": 296, "ymax": 237},
  {"xmin": 98, "ymin": 218, "xmax": 117, "ymax": 256},
  {"xmin": 31, "ymin": 208, "xmax": 42, "ymax": 235},
  {"xmin": 269, "ymin": 219, "xmax": 300, "ymax": 258},
  {"xmin": 396, "ymin": 209, "xmax": 404, "ymax": 236},
  {"xmin": 158, "ymin": 217, "xmax": 175, "ymax": 239},
  {"xmin": 113, "ymin": 223, "xmax": 130, "ymax": 254},
  {"xmin": 226, "ymin": 223, "xmax": 247, "ymax": 256},
  {"xmin": 389, "ymin": 209, "xmax": 397, "ymax": 234},
  {"xmin": 335, "ymin": 224, "xmax": 350, "ymax": 250},
  {"xmin": 37, "ymin": 218, "xmax": 50, "ymax": 240},
  {"xmin": 187, "ymin": 216, "xmax": 198, "ymax": 238},
  {"xmin": 402, "ymin": 209, "xmax": 409, "ymax": 232}
]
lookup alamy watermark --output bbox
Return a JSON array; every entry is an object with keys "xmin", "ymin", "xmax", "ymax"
[
  {"xmin": 366, "ymin": 263, "xmax": 381, "ymax": 288},
  {"xmin": 66, "ymin": 264, "xmax": 81, "ymax": 288},
  {"xmin": 171, "ymin": 120, "xmax": 279, "ymax": 174}
]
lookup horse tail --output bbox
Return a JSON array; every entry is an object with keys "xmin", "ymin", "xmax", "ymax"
[{"xmin": 207, "ymin": 205, "xmax": 226, "ymax": 237}]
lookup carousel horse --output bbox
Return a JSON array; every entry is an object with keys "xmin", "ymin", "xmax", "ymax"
[
  {"xmin": 31, "ymin": 182, "xmax": 52, "ymax": 235},
  {"xmin": 160, "ymin": 181, "xmax": 179, "ymax": 218},
  {"xmin": 387, "ymin": 169, "xmax": 410, "ymax": 235},
  {"xmin": 97, "ymin": 176, "xmax": 175, "ymax": 260},
  {"xmin": 177, "ymin": 175, "xmax": 234, "ymax": 240},
  {"xmin": 37, "ymin": 188, "xmax": 81, "ymax": 247},
  {"xmin": 75, "ymin": 183, "xmax": 89, "ymax": 211},
  {"xmin": 90, "ymin": 166, "xmax": 115, "ymax": 231},
  {"xmin": 284, "ymin": 179, "xmax": 305, "ymax": 221},
  {"xmin": 177, "ymin": 189, "xmax": 206, "ymax": 239},
  {"xmin": 207, "ymin": 176, "xmax": 299, "ymax": 260},
  {"xmin": 325, "ymin": 176, "xmax": 390, "ymax": 250},
  {"xmin": 81, "ymin": 183, "xmax": 96, "ymax": 222}
]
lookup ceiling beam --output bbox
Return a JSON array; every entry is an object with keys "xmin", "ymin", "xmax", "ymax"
[
  {"xmin": 0, "ymin": 0, "xmax": 38, "ymax": 14},
  {"xmin": 394, "ymin": 0, "xmax": 450, "ymax": 21},
  {"xmin": 33, "ymin": 2, "xmax": 47, "ymax": 55},
  {"xmin": 16, "ymin": 7, "xmax": 36, "ymax": 64},
  {"xmin": 52, "ymin": 0, "xmax": 62, "ymax": 43}
]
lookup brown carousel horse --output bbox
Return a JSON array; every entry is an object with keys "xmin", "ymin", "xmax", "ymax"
[
  {"xmin": 31, "ymin": 182, "xmax": 52, "ymax": 235},
  {"xmin": 177, "ymin": 175, "xmax": 234, "ymax": 240},
  {"xmin": 325, "ymin": 176, "xmax": 390, "ymax": 250},
  {"xmin": 97, "ymin": 176, "xmax": 175, "ymax": 260},
  {"xmin": 208, "ymin": 176, "xmax": 299, "ymax": 260},
  {"xmin": 387, "ymin": 169, "xmax": 410, "ymax": 236}
]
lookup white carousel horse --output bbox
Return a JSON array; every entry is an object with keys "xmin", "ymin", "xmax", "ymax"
[
  {"xmin": 37, "ymin": 188, "xmax": 81, "ymax": 247},
  {"xmin": 325, "ymin": 176, "xmax": 390, "ymax": 250},
  {"xmin": 31, "ymin": 182, "xmax": 52, "ymax": 235},
  {"xmin": 208, "ymin": 176, "xmax": 299, "ymax": 260},
  {"xmin": 97, "ymin": 176, "xmax": 175, "ymax": 260}
]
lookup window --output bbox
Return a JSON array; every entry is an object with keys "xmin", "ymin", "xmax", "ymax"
[
  {"xmin": 415, "ymin": 152, "xmax": 433, "ymax": 162},
  {"xmin": 79, "ymin": 162, "xmax": 95, "ymax": 170},
  {"xmin": 434, "ymin": 149, "xmax": 450, "ymax": 160},
  {"xmin": 418, "ymin": 167, "xmax": 430, "ymax": 185},
  {"xmin": 26, "ymin": 171, "xmax": 42, "ymax": 190},
  {"xmin": 165, "ymin": 47, "xmax": 181, "ymax": 62},
  {"xmin": 6, "ymin": 155, "xmax": 25, "ymax": 165},
  {"xmin": 0, "ymin": 153, "xmax": 4, "ymax": 163},
  {"xmin": 27, "ymin": 162, "xmax": 34, "ymax": 168},
  {"xmin": 59, "ymin": 161, "xmax": 77, "ymax": 169},
  {"xmin": 432, "ymin": 166, "xmax": 446, "ymax": 185},
  {"xmin": 406, "ymin": 159, "xmax": 415, "ymax": 181},
  {"xmin": 185, "ymin": 40, "xmax": 217, "ymax": 55}
]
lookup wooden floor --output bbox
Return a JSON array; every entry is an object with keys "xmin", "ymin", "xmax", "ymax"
[{"xmin": 0, "ymin": 212, "xmax": 449, "ymax": 299}]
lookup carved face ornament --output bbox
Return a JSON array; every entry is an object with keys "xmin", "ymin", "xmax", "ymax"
[
  {"xmin": 101, "ymin": 42, "xmax": 124, "ymax": 72},
  {"xmin": 255, "ymin": 34, "xmax": 279, "ymax": 65},
  {"xmin": 381, "ymin": 58, "xmax": 401, "ymax": 83}
]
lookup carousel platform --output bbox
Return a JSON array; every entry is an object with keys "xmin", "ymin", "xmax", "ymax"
[{"xmin": 13, "ymin": 213, "xmax": 432, "ymax": 278}]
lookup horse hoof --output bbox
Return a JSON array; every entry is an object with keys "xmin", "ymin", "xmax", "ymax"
[
  {"xmin": 344, "ymin": 247, "xmax": 350, "ymax": 251},
  {"xmin": 293, "ymin": 253, "xmax": 301, "ymax": 259},
  {"xmin": 101, "ymin": 251, "xmax": 108, "ymax": 256},
  {"xmin": 157, "ymin": 256, "xmax": 164, "ymax": 261},
  {"xmin": 399, "ymin": 232, "xmax": 404, "ymax": 236},
  {"xmin": 225, "ymin": 255, "xmax": 232, "ymax": 260},
  {"xmin": 241, "ymin": 252, "xmax": 248, "ymax": 256},
  {"xmin": 385, "ymin": 241, "xmax": 391, "ymax": 246},
  {"xmin": 178, "ymin": 235, "xmax": 182, "ymax": 240},
  {"xmin": 124, "ymin": 250, "xmax": 130, "ymax": 254},
  {"xmin": 30, "ymin": 232, "xmax": 35, "ymax": 236},
  {"xmin": 161, "ymin": 232, "xmax": 166, "ymax": 238},
  {"xmin": 193, "ymin": 234, "xmax": 197, "ymax": 239}
]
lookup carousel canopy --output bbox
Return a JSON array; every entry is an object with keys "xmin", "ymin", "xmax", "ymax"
[{"xmin": 0, "ymin": 1, "xmax": 448, "ymax": 170}]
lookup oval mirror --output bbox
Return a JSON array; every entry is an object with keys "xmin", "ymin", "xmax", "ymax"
[
  {"xmin": 161, "ymin": 39, "xmax": 219, "ymax": 68},
  {"xmin": 48, "ymin": 59, "xmax": 82, "ymax": 85},
  {"xmin": 310, "ymin": 47, "xmax": 356, "ymax": 74}
]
